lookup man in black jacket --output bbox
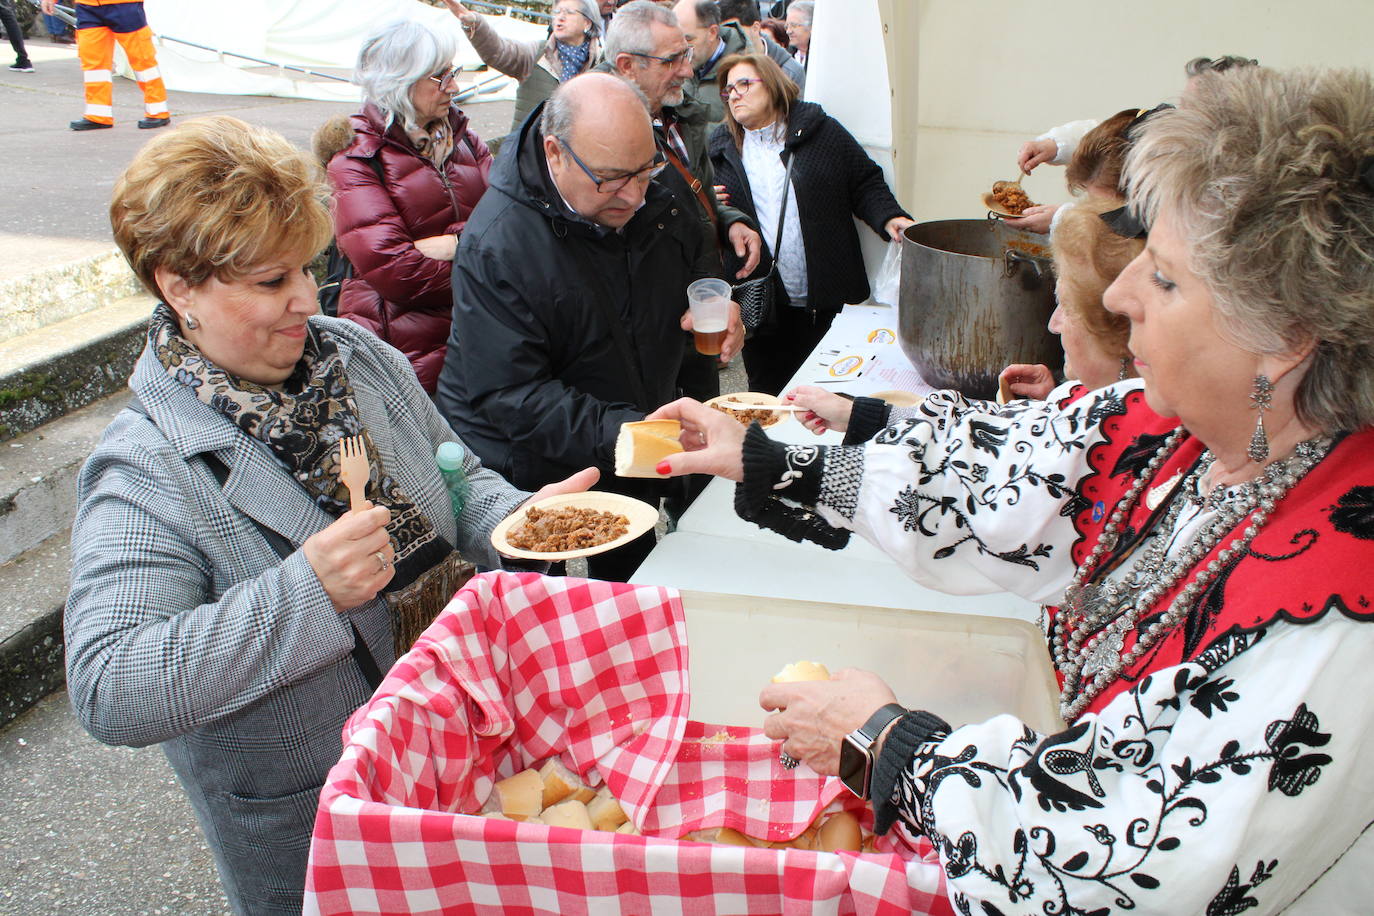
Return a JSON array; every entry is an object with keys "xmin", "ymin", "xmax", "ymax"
[{"xmin": 436, "ymin": 73, "xmax": 742, "ymax": 580}]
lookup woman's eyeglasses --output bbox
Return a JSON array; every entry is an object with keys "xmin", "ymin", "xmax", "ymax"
[
  {"xmin": 557, "ymin": 137, "xmax": 667, "ymax": 194},
  {"xmin": 551, "ymin": 7, "xmax": 587, "ymax": 20},
  {"xmin": 720, "ymin": 77, "xmax": 761, "ymax": 101},
  {"xmin": 428, "ymin": 66, "xmax": 461, "ymax": 90}
]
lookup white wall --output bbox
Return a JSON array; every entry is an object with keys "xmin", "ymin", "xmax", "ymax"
[{"xmin": 899, "ymin": 0, "xmax": 1374, "ymax": 221}]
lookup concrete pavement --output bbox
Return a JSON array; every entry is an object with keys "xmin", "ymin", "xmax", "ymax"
[{"xmin": 0, "ymin": 42, "xmax": 520, "ymax": 915}]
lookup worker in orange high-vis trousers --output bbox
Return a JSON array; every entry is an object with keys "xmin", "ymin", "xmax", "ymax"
[{"xmin": 41, "ymin": 0, "xmax": 169, "ymax": 131}]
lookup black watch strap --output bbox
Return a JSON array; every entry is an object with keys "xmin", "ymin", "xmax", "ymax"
[{"xmin": 856, "ymin": 702, "xmax": 907, "ymax": 743}]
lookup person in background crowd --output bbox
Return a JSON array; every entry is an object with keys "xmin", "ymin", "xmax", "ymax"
[
  {"xmin": 599, "ymin": 0, "xmax": 617, "ymax": 33},
  {"xmin": 718, "ymin": 0, "xmax": 805, "ymax": 89},
  {"xmin": 673, "ymin": 0, "xmax": 747, "ymax": 130},
  {"xmin": 793, "ymin": 195, "xmax": 1144, "ymax": 439},
  {"xmin": 444, "ymin": 0, "xmax": 602, "ymax": 143},
  {"xmin": 1005, "ymin": 106, "xmax": 1142, "ymax": 234},
  {"xmin": 1015, "ymin": 55, "xmax": 1258, "ymax": 178},
  {"xmin": 435, "ymin": 74, "xmax": 741, "ymax": 581},
  {"xmin": 322, "ymin": 19, "xmax": 491, "ymax": 395},
  {"xmin": 784, "ymin": 0, "xmax": 811, "ymax": 68},
  {"xmin": 600, "ymin": 0, "xmax": 761, "ymax": 509},
  {"xmin": 43, "ymin": 3, "xmax": 74, "ymax": 44},
  {"xmin": 42, "ymin": 0, "xmax": 169, "ymax": 130},
  {"xmin": 653, "ymin": 66, "xmax": 1374, "ymax": 914},
  {"xmin": 758, "ymin": 16, "xmax": 788, "ymax": 50},
  {"xmin": 0, "ymin": 0, "xmax": 33, "ymax": 71},
  {"xmin": 66, "ymin": 115, "xmax": 592, "ymax": 916},
  {"xmin": 709, "ymin": 52, "xmax": 913, "ymax": 395}
]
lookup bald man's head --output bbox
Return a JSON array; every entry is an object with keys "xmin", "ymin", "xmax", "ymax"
[{"xmin": 541, "ymin": 73, "xmax": 661, "ymax": 228}]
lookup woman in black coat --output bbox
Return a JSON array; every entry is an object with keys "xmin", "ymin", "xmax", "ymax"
[{"xmin": 708, "ymin": 52, "xmax": 913, "ymax": 394}]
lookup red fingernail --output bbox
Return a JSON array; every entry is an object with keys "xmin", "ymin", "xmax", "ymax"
[{"xmin": 655, "ymin": 461, "xmax": 671, "ymax": 475}]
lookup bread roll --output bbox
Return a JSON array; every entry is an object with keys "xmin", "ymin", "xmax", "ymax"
[
  {"xmin": 614, "ymin": 420, "xmax": 683, "ymax": 477},
  {"xmin": 816, "ymin": 811, "xmax": 863, "ymax": 853},
  {"xmin": 538, "ymin": 757, "xmax": 587, "ymax": 810},
  {"xmin": 588, "ymin": 794, "xmax": 629, "ymax": 832},
  {"xmin": 997, "ymin": 376, "xmax": 1012, "ymax": 405},
  {"xmin": 682, "ymin": 827, "xmax": 753, "ymax": 847},
  {"xmin": 480, "ymin": 768, "xmax": 544, "ymax": 819},
  {"xmin": 772, "ymin": 660, "xmax": 831, "ymax": 683},
  {"xmin": 615, "ymin": 821, "xmax": 642, "ymax": 836},
  {"xmin": 539, "ymin": 800, "xmax": 594, "ymax": 831}
]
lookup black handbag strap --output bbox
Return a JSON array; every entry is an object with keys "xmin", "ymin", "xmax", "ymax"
[
  {"xmin": 767, "ymin": 152, "xmax": 796, "ymax": 258},
  {"xmin": 198, "ymin": 450, "xmax": 384, "ymax": 691}
]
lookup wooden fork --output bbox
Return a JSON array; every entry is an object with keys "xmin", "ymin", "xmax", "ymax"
[{"xmin": 338, "ymin": 435, "xmax": 370, "ymax": 512}]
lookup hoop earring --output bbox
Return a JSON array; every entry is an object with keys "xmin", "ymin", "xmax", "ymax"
[{"xmin": 1247, "ymin": 374, "xmax": 1273, "ymax": 463}]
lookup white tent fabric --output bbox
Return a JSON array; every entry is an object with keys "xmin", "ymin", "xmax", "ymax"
[{"xmin": 113, "ymin": 0, "xmax": 547, "ymax": 102}]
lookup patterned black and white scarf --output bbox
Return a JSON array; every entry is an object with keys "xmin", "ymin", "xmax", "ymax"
[{"xmin": 151, "ymin": 304, "xmax": 470, "ymax": 653}]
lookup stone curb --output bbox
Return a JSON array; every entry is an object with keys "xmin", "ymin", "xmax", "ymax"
[{"xmin": 0, "ymin": 248, "xmax": 143, "ymax": 344}]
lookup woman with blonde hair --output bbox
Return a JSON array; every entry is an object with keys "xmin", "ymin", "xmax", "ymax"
[
  {"xmin": 65, "ymin": 116, "xmax": 593, "ymax": 914},
  {"xmin": 653, "ymin": 66, "xmax": 1374, "ymax": 912}
]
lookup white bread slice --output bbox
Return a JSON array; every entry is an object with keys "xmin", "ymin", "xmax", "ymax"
[
  {"xmin": 816, "ymin": 811, "xmax": 863, "ymax": 852},
  {"xmin": 772, "ymin": 661, "xmax": 832, "ymax": 683},
  {"xmin": 614, "ymin": 420, "xmax": 684, "ymax": 477},
  {"xmin": 480, "ymin": 768, "xmax": 544, "ymax": 819},
  {"xmin": 538, "ymin": 757, "xmax": 588, "ymax": 810},
  {"xmin": 539, "ymin": 800, "xmax": 594, "ymax": 830},
  {"xmin": 588, "ymin": 793, "xmax": 630, "ymax": 832}
]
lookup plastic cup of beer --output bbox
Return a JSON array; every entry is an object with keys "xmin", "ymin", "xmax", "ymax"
[{"xmin": 687, "ymin": 278, "xmax": 732, "ymax": 356}]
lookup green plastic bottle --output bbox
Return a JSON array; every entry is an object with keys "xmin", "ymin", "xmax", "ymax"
[{"xmin": 435, "ymin": 441, "xmax": 470, "ymax": 519}]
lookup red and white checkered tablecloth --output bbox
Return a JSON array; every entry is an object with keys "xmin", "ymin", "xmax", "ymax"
[{"xmin": 304, "ymin": 571, "xmax": 954, "ymax": 916}]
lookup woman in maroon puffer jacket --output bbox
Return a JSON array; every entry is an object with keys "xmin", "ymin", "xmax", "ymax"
[{"xmin": 326, "ymin": 19, "xmax": 492, "ymax": 393}]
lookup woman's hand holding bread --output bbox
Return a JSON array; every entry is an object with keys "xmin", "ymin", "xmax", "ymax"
[
  {"xmin": 643, "ymin": 398, "xmax": 747, "ymax": 481},
  {"xmin": 759, "ymin": 668, "xmax": 899, "ymax": 776}
]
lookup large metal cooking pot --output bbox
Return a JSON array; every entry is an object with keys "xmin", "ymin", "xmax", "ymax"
[{"xmin": 899, "ymin": 220, "xmax": 1062, "ymax": 400}]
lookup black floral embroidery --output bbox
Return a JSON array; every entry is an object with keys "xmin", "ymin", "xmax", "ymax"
[
  {"xmin": 968, "ymin": 419, "xmax": 1010, "ymax": 456},
  {"xmin": 1206, "ymin": 860, "xmax": 1276, "ymax": 916},
  {"xmin": 1110, "ymin": 430, "xmax": 1177, "ymax": 479},
  {"xmin": 1264, "ymin": 704, "xmax": 1331, "ymax": 796},
  {"xmin": 891, "ymin": 640, "xmax": 1331, "ymax": 915},
  {"xmin": 1328, "ymin": 486, "xmax": 1374, "ymax": 540}
]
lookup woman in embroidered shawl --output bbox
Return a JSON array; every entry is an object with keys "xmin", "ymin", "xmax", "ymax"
[
  {"xmin": 650, "ymin": 67, "xmax": 1374, "ymax": 913},
  {"xmin": 64, "ymin": 117, "xmax": 596, "ymax": 915}
]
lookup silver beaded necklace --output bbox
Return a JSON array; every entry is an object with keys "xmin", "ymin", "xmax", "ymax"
[{"xmin": 1054, "ymin": 429, "xmax": 1331, "ymax": 721}]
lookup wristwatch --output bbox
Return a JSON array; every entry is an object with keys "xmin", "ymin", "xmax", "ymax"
[{"xmin": 839, "ymin": 702, "xmax": 906, "ymax": 800}]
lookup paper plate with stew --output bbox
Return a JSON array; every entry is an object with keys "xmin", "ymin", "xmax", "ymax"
[
  {"xmin": 705, "ymin": 392, "xmax": 792, "ymax": 428},
  {"xmin": 490, "ymin": 492, "xmax": 660, "ymax": 561}
]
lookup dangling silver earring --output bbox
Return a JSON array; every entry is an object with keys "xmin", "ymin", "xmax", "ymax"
[
  {"xmin": 1118, "ymin": 357, "xmax": 1130, "ymax": 381},
  {"xmin": 184, "ymin": 313, "xmax": 199, "ymax": 331},
  {"xmin": 1247, "ymin": 374, "xmax": 1273, "ymax": 463}
]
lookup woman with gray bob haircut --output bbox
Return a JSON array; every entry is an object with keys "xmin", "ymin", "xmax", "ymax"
[
  {"xmin": 652, "ymin": 65, "xmax": 1374, "ymax": 914},
  {"xmin": 322, "ymin": 17, "xmax": 493, "ymax": 392}
]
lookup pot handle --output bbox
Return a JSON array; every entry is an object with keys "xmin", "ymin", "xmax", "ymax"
[{"xmin": 1004, "ymin": 248, "xmax": 1049, "ymax": 279}]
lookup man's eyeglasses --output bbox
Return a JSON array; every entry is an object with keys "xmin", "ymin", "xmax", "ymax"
[
  {"xmin": 625, "ymin": 46, "xmax": 695, "ymax": 68},
  {"xmin": 720, "ymin": 77, "xmax": 761, "ymax": 101},
  {"xmin": 428, "ymin": 66, "xmax": 461, "ymax": 90},
  {"xmin": 556, "ymin": 137, "xmax": 667, "ymax": 194}
]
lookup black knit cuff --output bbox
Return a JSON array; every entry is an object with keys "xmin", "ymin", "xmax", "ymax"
[
  {"xmin": 736, "ymin": 423, "xmax": 850, "ymax": 550},
  {"xmin": 871, "ymin": 710, "xmax": 951, "ymax": 836},
  {"xmin": 843, "ymin": 397, "xmax": 892, "ymax": 445}
]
